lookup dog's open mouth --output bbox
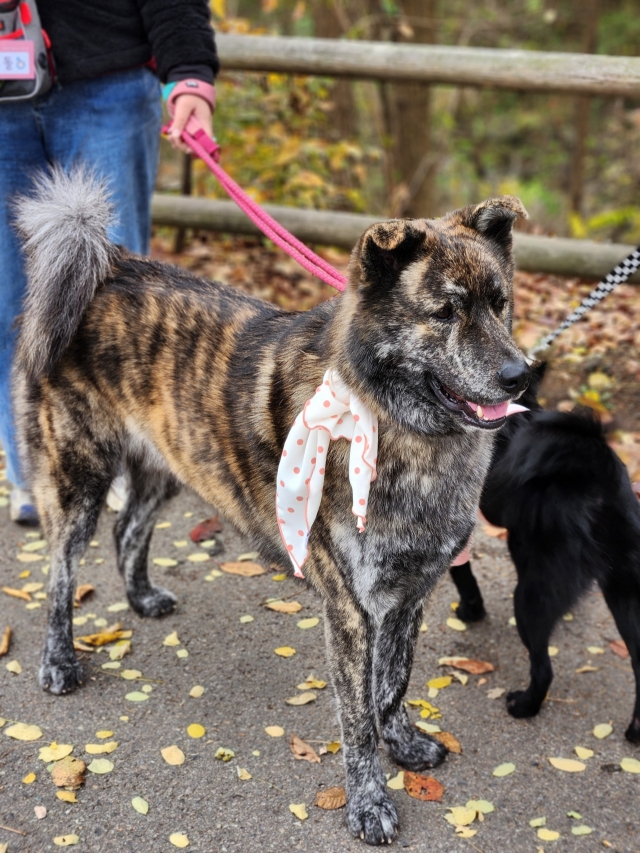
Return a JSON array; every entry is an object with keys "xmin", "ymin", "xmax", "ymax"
[{"xmin": 428, "ymin": 375, "xmax": 512, "ymax": 430}]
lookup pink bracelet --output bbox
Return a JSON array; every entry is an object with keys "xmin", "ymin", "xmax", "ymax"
[{"xmin": 167, "ymin": 79, "xmax": 216, "ymax": 117}]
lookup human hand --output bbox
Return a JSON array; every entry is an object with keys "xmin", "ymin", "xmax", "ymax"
[{"xmin": 168, "ymin": 93, "xmax": 214, "ymax": 153}]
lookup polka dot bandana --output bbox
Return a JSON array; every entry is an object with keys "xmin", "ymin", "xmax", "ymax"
[{"xmin": 276, "ymin": 369, "xmax": 378, "ymax": 578}]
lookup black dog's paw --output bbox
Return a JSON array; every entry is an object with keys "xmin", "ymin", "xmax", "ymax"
[
  {"xmin": 386, "ymin": 728, "xmax": 448, "ymax": 772},
  {"xmin": 347, "ymin": 792, "xmax": 399, "ymax": 846},
  {"xmin": 455, "ymin": 599, "xmax": 486, "ymax": 623},
  {"xmin": 40, "ymin": 656, "xmax": 84, "ymax": 694},
  {"xmin": 625, "ymin": 716, "xmax": 640, "ymax": 744},
  {"xmin": 128, "ymin": 585, "xmax": 177, "ymax": 618},
  {"xmin": 506, "ymin": 689, "xmax": 543, "ymax": 718}
]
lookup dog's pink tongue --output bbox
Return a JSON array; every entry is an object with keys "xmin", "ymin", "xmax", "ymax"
[{"xmin": 466, "ymin": 400, "xmax": 509, "ymax": 420}]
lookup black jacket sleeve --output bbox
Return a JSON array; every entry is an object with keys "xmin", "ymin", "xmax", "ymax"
[{"xmin": 136, "ymin": 0, "xmax": 219, "ymax": 84}]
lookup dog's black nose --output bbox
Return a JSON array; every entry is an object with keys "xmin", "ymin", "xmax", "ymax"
[{"xmin": 497, "ymin": 359, "xmax": 530, "ymax": 394}]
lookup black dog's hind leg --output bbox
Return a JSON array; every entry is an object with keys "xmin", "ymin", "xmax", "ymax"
[
  {"xmin": 113, "ymin": 455, "xmax": 181, "ymax": 617},
  {"xmin": 39, "ymin": 466, "xmax": 112, "ymax": 694},
  {"xmin": 600, "ymin": 569, "xmax": 640, "ymax": 743},
  {"xmin": 506, "ymin": 574, "xmax": 562, "ymax": 718},
  {"xmin": 376, "ymin": 597, "xmax": 448, "ymax": 771},
  {"xmin": 449, "ymin": 561, "xmax": 486, "ymax": 622}
]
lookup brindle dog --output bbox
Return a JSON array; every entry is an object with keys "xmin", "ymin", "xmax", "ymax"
[{"xmin": 14, "ymin": 169, "xmax": 530, "ymax": 845}]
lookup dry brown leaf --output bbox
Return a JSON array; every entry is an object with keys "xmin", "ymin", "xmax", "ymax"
[
  {"xmin": 482, "ymin": 523, "xmax": 507, "ymax": 540},
  {"xmin": 609, "ymin": 639, "xmax": 629, "ymax": 659},
  {"xmin": 403, "ymin": 772, "xmax": 444, "ymax": 802},
  {"xmin": 0, "ymin": 626, "xmax": 11, "ymax": 656},
  {"xmin": 265, "ymin": 600, "xmax": 303, "ymax": 614},
  {"xmin": 74, "ymin": 584, "xmax": 95, "ymax": 604},
  {"xmin": 290, "ymin": 733, "xmax": 321, "ymax": 763},
  {"xmin": 51, "ymin": 756, "xmax": 86, "ymax": 789},
  {"xmin": 315, "ymin": 786, "xmax": 346, "ymax": 810},
  {"xmin": 73, "ymin": 640, "xmax": 95, "ymax": 652},
  {"xmin": 439, "ymin": 657, "xmax": 495, "ymax": 675},
  {"xmin": 433, "ymin": 732, "xmax": 462, "ymax": 754},
  {"xmin": 189, "ymin": 515, "xmax": 223, "ymax": 542},
  {"xmin": 2, "ymin": 586, "xmax": 31, "ymax": 602},
  {"xmin": 220, "ymin": 561, "xmax": 266, "ymax": 577}
]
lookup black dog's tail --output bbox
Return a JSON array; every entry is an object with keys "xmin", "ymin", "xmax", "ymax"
[{"xmin": 14, "ymin": 166, "xmax": 116, "ymax": 380}]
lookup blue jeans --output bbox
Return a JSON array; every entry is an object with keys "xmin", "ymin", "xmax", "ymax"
[{"xmin": 0, "ymin": 68, "xmax": 162, "ymax": 488}]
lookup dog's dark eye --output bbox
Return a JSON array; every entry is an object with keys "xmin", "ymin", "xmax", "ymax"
[
  {"xmin": 494, "ymin": 296, "xmax": 508, "ymax": 313},
  {"xmin": 433, "ymin": 306, "xmax": 454, "ymax": 321}
]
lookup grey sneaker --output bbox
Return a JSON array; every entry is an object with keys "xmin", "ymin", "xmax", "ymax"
[{"xmin": 10, "ymin": 487, "xmax": 39, "ymax": 525}]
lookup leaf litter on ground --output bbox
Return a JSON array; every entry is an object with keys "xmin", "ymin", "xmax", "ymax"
[
  {"xmin": 290, "ymin": 734, "xmax": 321, "ymax": 763},
  {"xmin": 403, "ymin": 772, "xmax": 444, "ymax": 801}
]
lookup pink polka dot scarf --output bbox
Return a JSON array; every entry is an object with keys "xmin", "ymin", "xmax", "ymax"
[{"xmin": 276, "ymin": 369, "xmax": 378, "ymax": 578}]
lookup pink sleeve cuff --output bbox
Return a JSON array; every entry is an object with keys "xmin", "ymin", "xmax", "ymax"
[{"xmin": 167, "ymin": 79, "xmax": 216, "ymax": 117}]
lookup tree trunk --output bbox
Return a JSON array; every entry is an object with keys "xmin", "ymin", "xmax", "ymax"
[
  {"xmin": 387, "ymin": 0, "xmax": 438, "ymax": 218},
  {"xmin": 570, "ymin": 0, "xmax": 600, "ymax": 216},
  {"xmin": 312, "ymin": 0, "xmax": 357, "ymax": 138}
]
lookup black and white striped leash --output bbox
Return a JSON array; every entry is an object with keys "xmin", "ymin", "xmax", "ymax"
[{"xmin": 528, "ymin": 245, "xmax": 640, "ymax": 360}]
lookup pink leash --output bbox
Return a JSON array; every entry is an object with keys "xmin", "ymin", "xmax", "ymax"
[{"xmin": 164, "ymin": 116, "xmax": 347, "ymax": 292}]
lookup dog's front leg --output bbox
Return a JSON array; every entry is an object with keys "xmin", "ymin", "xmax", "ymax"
[
  {"xmin": 324, "ymin": 597, "xmax": 399, "ymax": 845},
  {"xmin": 375, "ymin": 597, "xmax": 448, "ymax": 772}
]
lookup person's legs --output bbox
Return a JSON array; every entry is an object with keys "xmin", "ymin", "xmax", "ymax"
[
  {"xmin": 41, "ymin": 68, "xmax": 162, "ymax": 253},
  {"xmin": 0, "ymin": 98, "xmax": 49, "ymax": 519}
]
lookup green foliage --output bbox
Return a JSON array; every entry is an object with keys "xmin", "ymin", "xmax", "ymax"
[{"xmin": 204, "ymin": 70, "xmax": 381, "ymax": 211}]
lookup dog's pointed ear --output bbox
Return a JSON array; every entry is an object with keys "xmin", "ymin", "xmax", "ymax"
[
  {"xmin": 350, "ymin": 219, "xmax": 427, "ymax": 292},
  {"xmin": 452, "ymin": 195, "xmax": 528, "ymax": 252}
]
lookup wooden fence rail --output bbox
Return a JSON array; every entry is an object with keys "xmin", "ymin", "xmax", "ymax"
[
  {"xmin": 151, "ymin": 194, "xmax": 640, "ymax": 284},
  {"xmin": 217, "ymin": 34, "xmax": 640, "ymax": 97}
]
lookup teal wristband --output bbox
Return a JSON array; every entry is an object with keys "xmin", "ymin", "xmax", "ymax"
[{"xmin": 162, "ymin": 82, "xmax": 178, "ymax": 102}]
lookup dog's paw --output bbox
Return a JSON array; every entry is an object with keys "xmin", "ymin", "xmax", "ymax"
[
  {"xmin": 128, "ymin": 585, "xmax": 177, "ymax": 618},
  {"xmin": 40, "ymin": 656, "xmax": 84, "ymax": 695},
  {"xmin": 455, "ymin": 598, "xmax": 486, "ymax": 623},
  {"xmin": 347, "ymin": 792, "xmax": 399, "ymax": 846},
  {"xmin": 625, "ymin": 716, "xmax": 640, "ymax": 744},
  {"xmin": 506, "ymin": 689, "xmax": 543, "ymax": 718},
  {"xmin": 385, "ymin": 727, "xmax": 447, "ymax": 772}
]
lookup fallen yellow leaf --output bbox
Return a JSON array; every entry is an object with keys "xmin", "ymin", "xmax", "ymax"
[
  {"xmin": 446, "ymin": 617, "xmax": 467, "ymax": 632},
  {"xmin": 548, "ymin": 757, "xmax": 586, "ymax": 773},
  {"xmin": 215, "ymin": 747, "xmax": 235, "ymax": 762},
  {"xmin": 189, "ymin": 686, "xmax": 205, "ymax": 698},
  {"xmin": 121, "ymin": 669, "xmax": 142, "ymax": 680},
  {"xmin": 153, "ymin": 557, "xmax": 178, "ymax": 567},
  {"xmin": 85, "ymin": 742, "xmax": 118, "ymax": 755},
  {"xmin": 0, "ymin": 625, "xmax": 11, "ymax": 656},
  {"xmin": 621, "ymin": 757, "xmax": 640, "ymax": 774},
  {"xmin": 187, "ymin": 553, "xmax": 209, "ymax": 562},
  {"xmin": 466, "ymin": 800, "xmax": 494, "ymax": 814},
  {"xmin": 285, "ymin": 692, "xmax": 316, "ymax": 706},
  {"xmin": 16, "ymin": 552, "xmax": 44, "ymax": 563},
  {"xmin": 124, "ymin": 692, "xmax": 148, "ymax": 702},
  {"xmin": 162, "ymin": 745, "xmax": 185, "ymax": 766},
  {"xmin": 386, "ymin": 771, "xmax": 405, "ymax": 789},
  {"xmin": 87, "ymin": 758, "xmax": 113, "ymax": 774},
  {"xmin": 492, "ymin": 762, "xmax": 516, "ymax": 777},
  {"xmin": 109, "ymin": 640, "xmax": 131, "ymax": 660},
  {"xmin": 572, "ymin": 826, "xmax": 593, "ymax": 836},
  {"xmin": 574, "ymin": 746, "xmax": 594, "ymax": 760},
  {"xmin": 39, "ymin": 743, "xmax": 74, "ymax": 762},
  {"xmin": 53, "ymin": 835, "xmax": 80, "ymax": 847},
  {"xmin": 427, "ymin": 676, "xmax": 452, "ymax": 690},
  {"xmin": 593, "ymin": 723, "xmax": 613, "ymax": 739},
  {"xmin": 22, "ymin": 772, "xmax": 36, "ymax": 784},
  {"xmin": 297, "ymin": 676, "xmax": 327, "ymax": 690},
  {"xmin": 220, "ymin": 561, "xmax": 266, "ymax": 577},
  {"xmin": 6, "ymin": 659, "xmax": 22, "ymax": 674},
  {"xmin": 169, "ymin": 832, "xmax": 189, "ymax": 848},
  {"xmin": 176, "ymin": 649, "xmax": 189, "ymax": 659},
  {"xmin": 266, "ymin": 600, "xmax": 302, "ymax": 614},
  {"xmin": 163, "ymin": 631, "xmax": 180, "ymax": 647},
  {"xmin": 271, "ymin": 573, "xmax": 287, "ymax": 581},
  {"xmin": 56, "ymin": 791, "xmax": 77, "ymax": 803},
  {"xmin": 132, "ymin": 796, "xmax": 149, "ymax": 814},
  {"xmin": 5, "ymin": 722, "xmax": 43, "ymax": 741},
  {"xmin": 274, "ymin": 646, "xmax": 296, "ymax": 657},
  {"xmin": 297, "ymin": 617, "xmax": 319, "ymax": 629},
  {"xmin": 75, "ymin": 628, "xmax": 128, "ymax": 647},
  {"xmin": 237, "ymin": 767, "xmax": 252, "ymax": 780},
  {"xmin": 265, "ymin": 726, "xmax": 285, "ymax": 737},
  {"xmin": 21, "ymin": 540, "xmax": 47, "ymax": 552},
  {"xmin": 2, "ymin": 586, "xmax": 31, "ymax": 601},
  {"xmin": 21, "ymin": 581, "xmax": 44, "ymax": 593},
  {"xmin": 538, "ymin": 828, "xmax": 560, "ymax": 841},
  {"xmin": 187, "ymin": 724, "xmax": 206, "ymax": 739},
  {"xmin": 444, "ymin": 807, "xmax": 476, "ymax": 826},
  {"xmin": 289, "ymin": 803, "xmax": 308, "ymax": 821},
  {"xmin": 155, "ymin": 521, "xmax": 171, "ymax": 529}
]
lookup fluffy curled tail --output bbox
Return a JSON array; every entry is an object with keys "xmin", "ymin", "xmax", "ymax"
[{"xmin": 15, "ymin": 166, "xmax": 116, "ymax": 379}]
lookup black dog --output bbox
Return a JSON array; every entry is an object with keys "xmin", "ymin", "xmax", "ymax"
[{"xmin": 450, "ymin": 364, "xmax": 640, "ymax": 743}]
